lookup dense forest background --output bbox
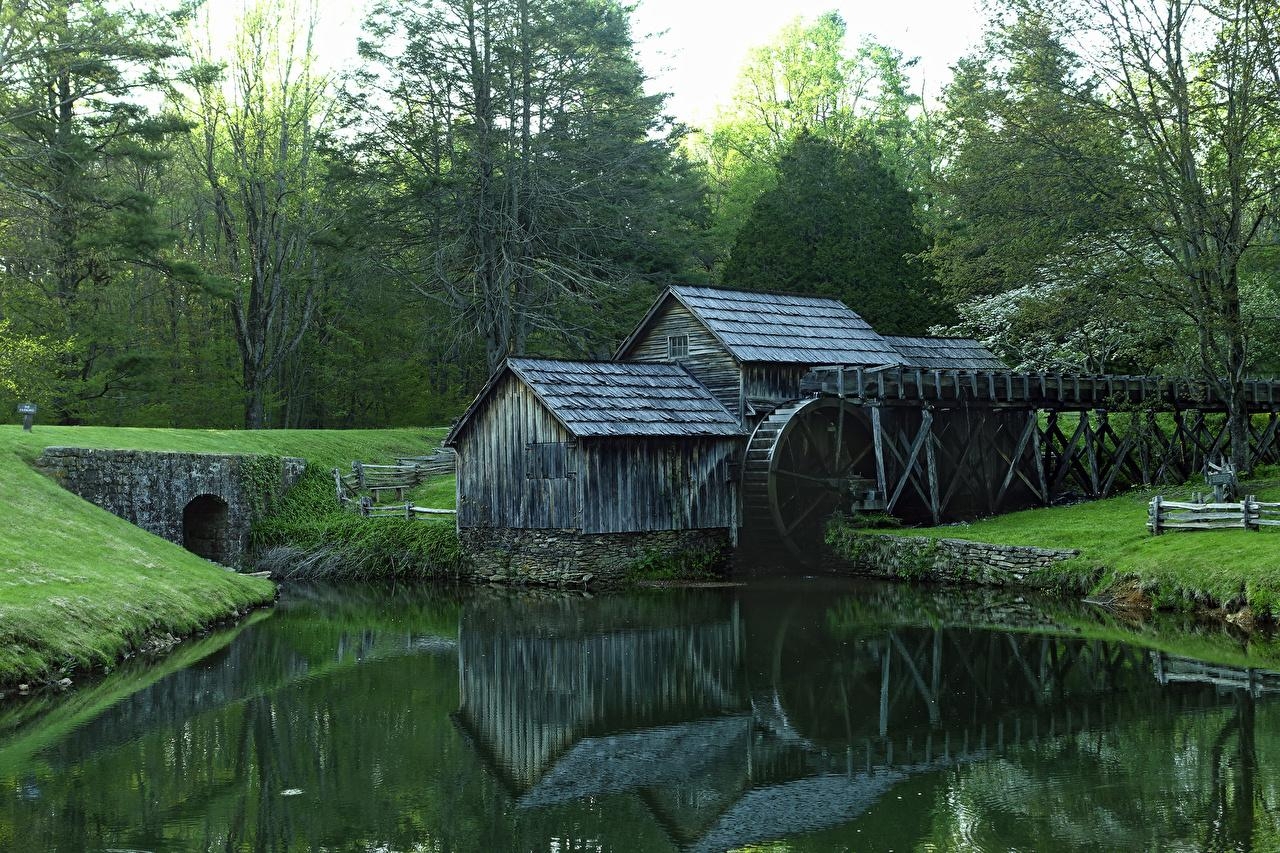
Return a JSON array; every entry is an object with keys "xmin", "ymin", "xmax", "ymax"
[{"xmin": 2, "ymin": 0, "xmax": 1279, "ymax": 433}]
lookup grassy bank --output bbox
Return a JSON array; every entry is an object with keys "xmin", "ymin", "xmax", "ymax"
[
  {"xmin": 252, "ymin": 464, "xmax": 464, "ymax": 582},
  {"xmin": 831, "ymin": 469, "xmax": 1280, "ymax": 617},
  {"xmin": 0, "ymin": 425, "xmax": 451, "ymax": 687},
  {"xmin": 0, "ymin": 438, "xmax": 273, "ymax": 687},
  {"xmin": 0, "ymin": 424, "xmax": 447, "ymax": 468}
]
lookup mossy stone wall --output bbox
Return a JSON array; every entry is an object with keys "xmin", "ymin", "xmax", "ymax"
[
  {"xmin": 458, "ymin": 527, "xmax": 731, "ymax": 586},
  {"xmin": 37, "ymin": 447, "xmax": 305, "ymax": 567},
  {"xmin": 830, "ymin": 532, "xmax": 1080, "ymax": 589}
]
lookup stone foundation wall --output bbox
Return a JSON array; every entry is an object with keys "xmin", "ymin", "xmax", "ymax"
[
  {"xmin": 832, "ymin": 533, "xmax": 1080, "ymax": 589},
  {"xmin": 458, "ymin": 526, "xmax": 732, "ymax": 586},
  {"xmin": 37, "ymin": 447, "xmax": 306, "ymax": 567}
]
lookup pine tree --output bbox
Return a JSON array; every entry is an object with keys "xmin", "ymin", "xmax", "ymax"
[
  {"xmin": 347, "ymin": 0, "xmax": 707, "ymax": 373},
  {"xmin": 723, "ymin": 134, "xmax": 939, "ymax": 334},
  {"xmin": 0, "ymin": 0, "xmax": 191, "ymax": 421}
]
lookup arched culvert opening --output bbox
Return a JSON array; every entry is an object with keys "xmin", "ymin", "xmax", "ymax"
[{"xmin": 183, "ymin": 494, "xmax": 231, "ymax": 564}]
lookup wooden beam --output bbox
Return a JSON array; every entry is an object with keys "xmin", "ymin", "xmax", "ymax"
[
  {"xmin": 1138, "ymin": 412, "xmax": 1154, "ymax": 486},
  {"xmin": 1031, "ymin": 414, "xmax": 1049, "ymax": 505},
  {"xmin": 1094, "ymin": 411, "xmax": 1144, "ymax": 494},
  {"xmin": 1100, "ymin": 434, "xmax": 1135, "ymax": 496},
  {"xmin": 925, "ymin": 413, "xmax": 941, "ymax": 524},
  {"xmin": 885, "ymin": 409, "xmax": 934, "ymax": 512},
  {"xmin": 1048, "ymin": 414, "xmax": 1090, "ymax": 496},
  {"xmin": 933, "ymin": 415, "xmax": 972, "ymax": 515},
  {"xmin": 871, "ymin": 404, "xmax": 888, "ymax": 501},
  {"xmin": 803, "ymin": 366, "xmax": 1280, "ymax": 415},
  {"xmin": 995, "ymin": 412, "xmax": 1039, "ymax": 511},
  {"xmin": 936, "ymin": 411, "xmax": 991, "ymax": 516},
  {"xmin": 1205, "ymin": 416, "xmax": 1231, "ymax": 464},
  {"xmin": 1084, "ymin": 413, "xmax": 1102, "ymax": 497},
  {"xmin": 1186, "ymin": 410, "xmax": 1208, "ymax": 472},
  {"xmin": 1251, "ymin": 412, "xmax": 1280, "ymax": 464},
  {"xmin": 1146, "ymin": 410, "xmax": 1170, "ymax": 484}
]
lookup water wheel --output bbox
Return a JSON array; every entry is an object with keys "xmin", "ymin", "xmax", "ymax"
[{"xmin": 742, "ymin": 398, "xmax": 881, "ymax": 561}]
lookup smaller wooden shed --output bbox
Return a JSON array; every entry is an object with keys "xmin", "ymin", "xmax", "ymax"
[{"xmin": 445, "ymin": 358, "xmax": 744, "ymax": 579}]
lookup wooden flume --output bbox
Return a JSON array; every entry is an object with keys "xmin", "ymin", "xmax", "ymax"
[{"xmin": 740, "ymin": 364, "xmax": 1280, "ymax": 556}]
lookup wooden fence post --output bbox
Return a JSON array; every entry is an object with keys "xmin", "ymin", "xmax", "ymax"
[
  {"xmin": 333, "ymin": 468, "xmax": 344, "ymax": 504},
  {"xmin": 405, "ymin": 501, "xmax": 413, "ymax": 520},
  {"xmin": 1244, "ymin": 495, "xmax": 1256, "ymax": 530},
  {"xmin": 1149, "ymin": 495, "xmax": 1163, "ymax": 535}
]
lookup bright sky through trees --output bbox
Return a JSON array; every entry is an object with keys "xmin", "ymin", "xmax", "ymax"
[
  {"xmin": 631, "ymin": 0, "xmax": 987, "ymax": 122},
  {"xmin": 203, "ymin": 0, "xmax": 986, "ymax": 124}
]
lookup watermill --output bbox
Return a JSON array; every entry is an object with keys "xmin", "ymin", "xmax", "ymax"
[
  {"xmin": 449, "ymin": 284, "xmax": 1280, "ymax": 577},
  {"xmin": 742, "ymin": 398, "xmax": 885, "ymax": 560}
]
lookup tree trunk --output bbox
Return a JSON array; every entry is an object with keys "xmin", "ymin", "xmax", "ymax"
[
  {"xmin": 1228, "ymin": 388, "xmax": 1250, "ymax": 474},
  {"xmin": 245, "ymin": 386, "xmax": 266, "ymax": 430},
  {"xmin": 242, "ymin": 341, "xmax": 268, "ymax": 429}
]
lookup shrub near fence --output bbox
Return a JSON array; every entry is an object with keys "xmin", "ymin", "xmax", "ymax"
[{"xmin": 1148, "ymin": 495, "xmax": 1280, "ymax": 533}]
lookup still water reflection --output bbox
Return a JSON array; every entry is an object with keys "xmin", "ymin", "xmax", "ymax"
[{"xmin": 3, "ymin": 579, "xmax": 1280, "ymax": 852}]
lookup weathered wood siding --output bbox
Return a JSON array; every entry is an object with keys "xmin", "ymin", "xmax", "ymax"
[
  {"xmin": 743, "ymin": 364, "xmax": 809, "ymax": 407},
  {"xmin": 456, "ymin": 594, "xmax": 742, "ymax": 792},
  {"xmin": 580, "ymin": 437, "xmax": 740, "ymax": 533},
  {"xmin": 622, "ymin": 302, "xmax": 742, "ymax": 415},
  {"xmin": 455, "ymin": 373, "xmax": 580, "ymax": 529}
]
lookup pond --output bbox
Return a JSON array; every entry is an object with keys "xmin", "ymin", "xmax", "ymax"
[{"xmin": 2, "ymin": 578, "xmax": 1279, "ymax": 852}]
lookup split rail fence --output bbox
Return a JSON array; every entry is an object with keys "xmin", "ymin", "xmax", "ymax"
[
  {"xmin": 1148, "ymin": 495, "xmax": 1280, "ymax": 533},
  {"xmin": 333, "ymin": 447, "xmax": 457, "ymax": 519}
]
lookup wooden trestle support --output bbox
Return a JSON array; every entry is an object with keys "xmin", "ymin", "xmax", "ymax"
[{"xmin": 743, "ymin": 366, "xmax": 1280, "ymax": 555}]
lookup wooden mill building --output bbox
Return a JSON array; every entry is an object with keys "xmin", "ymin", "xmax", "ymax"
[
  {"xmin": 447, "ymin": 284, "xmax": 1280, "ymax": 573},
  {"xmin": 615, "ymin": 285, "xmax": 908, "ymax": 417},
  {"xmin": 447, "ymin": 357, "xmax": 741, "ymax": 533}
]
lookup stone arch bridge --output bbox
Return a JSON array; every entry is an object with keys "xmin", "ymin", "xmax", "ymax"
[{"xmin": 36, "ymin": 447, "xmax": 305, "ymax": 566}]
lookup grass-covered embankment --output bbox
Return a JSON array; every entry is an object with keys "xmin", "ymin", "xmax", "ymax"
[
  {"xmin": 0, "ymin": 425, "xmax": 455, "ymax": 687},
  {"xmin": 830, "ymin": 468, "xmax": 1280, "ymax": 619},
  {"xmin": 0, "ymin": 424, "xmax": 447, "ymax": 468},
  {"xmin": 0, "ymin": 433, "xmax": 274, "ymax": 688},
  {"xmin": 252, "ymin": 464, "xmax": 464, "ymax": 582}
]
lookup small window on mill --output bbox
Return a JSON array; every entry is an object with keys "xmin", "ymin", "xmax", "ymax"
[
  {"xmin": 667, "ymin": 334, "xmax": 689, "ymax": 361},
  {"xmin": 526, "ymin": 441, "xmax": 576, "ymax": 479}
]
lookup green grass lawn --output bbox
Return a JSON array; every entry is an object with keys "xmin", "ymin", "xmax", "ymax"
[
  {"xmin": 0, "ymin": 424, "xmax": 449, "ymax": 468},
  {"xmin": 0, "ymin": 425, "xmax": 450, "ymax": 687},
  {"xmin": 876, "ymin": 470, "xmax": 1280, "ymax": 614},
  {"xmin": 408, "ymin": 474, "xmax": 457, "ymax": 509}
]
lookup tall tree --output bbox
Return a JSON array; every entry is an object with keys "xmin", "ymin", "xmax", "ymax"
[
  {"xmin": 179, "ymin": 1, "xmax": 331, "ymax": 428},
  {"xmin": 0, "ymin": 0, "xmax": 191, "ymax": 420},
  {"xmin": 699, "ymin": 14, "xmax": 928, "ymax": 271},
  {"xmin": 348, "ymin": 0, "xmax": 704, "ymax": 374},
  {"xmin": 930, "ymin": 0, "xmax": 1280, "ymax": 469},
  {"xmin": 723, "ymin": 134, "xmax": 939, "ymax": 334}
]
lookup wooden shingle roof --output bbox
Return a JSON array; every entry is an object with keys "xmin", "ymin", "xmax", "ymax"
[
  {"xmin": 448, "ymin": 358, "xmax": 743, "ymax": 444},
  {"xmin": 617, "ymin": 285, "xmax": 901, "ymax": 366},
  {"xmin": 511, "ymin": 359, "xmax": 742, "ymax": 437},
  {"xmin": 669, "ymin": 285, "xmax": 900, "ymax": 364},
  {"xmin": 884, "ymin": 336, "xmax": 1007, "ymax": 370}
]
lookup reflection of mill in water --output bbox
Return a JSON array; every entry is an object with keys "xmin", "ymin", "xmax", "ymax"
[{"xmin": 454, "ymin": 592, "xmax": 1276, "ymax": 852}]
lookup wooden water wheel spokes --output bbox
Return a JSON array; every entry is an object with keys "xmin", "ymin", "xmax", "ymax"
[{"xmin": 743, "ymin": 398, "xmax": 876, "ymax": 562}]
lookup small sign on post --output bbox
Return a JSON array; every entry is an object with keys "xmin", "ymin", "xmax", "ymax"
[
  {"xmin": 17, "ymin": 403, "xmax": 36, "ymax": 432},
  {"xmin": 1206, "ymin": 459, "xmax": 1238, "ymax": 502}
]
